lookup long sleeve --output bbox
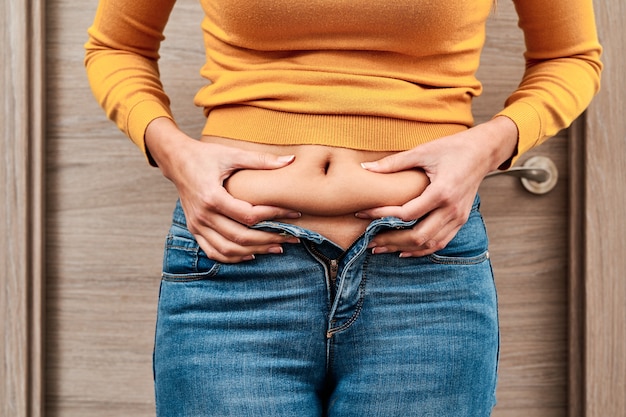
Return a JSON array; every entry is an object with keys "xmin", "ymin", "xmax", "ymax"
[
  {"xmin": 85, "ymin": 0, "xmax": 602, "ymax": 167},
  {"xmin": 85, "ymin": 0, "xmax": 177, "ymax": 161},
  {"xmin": 496, "ymin": 0, "xmax": 603, "ymax": 167}
]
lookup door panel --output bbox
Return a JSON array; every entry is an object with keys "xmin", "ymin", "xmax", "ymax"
[
  {"xmin": 45, "ymin": 0, "xmax": 569, "ymax": 415},
  {"xmin": 476, "ymin": 4, "xmax": 570, "ymax": 416},
  {"xmin": 480, "ymin": 137, "xmax": 570, "ymax": 417}
]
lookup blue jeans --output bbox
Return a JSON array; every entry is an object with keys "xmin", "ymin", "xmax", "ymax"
[{"xmin": 154, "ymin": 196, "xmax": 499, "ymax": 416}]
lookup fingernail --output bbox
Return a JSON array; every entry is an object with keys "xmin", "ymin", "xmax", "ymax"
[
  {"xmin": 267, "ymin": 246, "xmax": 284, "ymax": 254},
  {"xmin": 285, "ymin": 211, "xmax": 302, "ymax": 219},
  {"xmin": 242, "ymin": 254, "xmax": 256, "ymax": 261},
  {"xmin": 372, "ymin": 247, "xmax": 389, "ymax": 254},
  {"xmin": 277, "ymin": 155, "xmax": 296, "ymax": 164},
  {"xmin": 399, "ymin": 252, "xmax": 412, "ymax": 258},
  {"xmin": 355, "ymin": 212, "xmax": 369, "ymax": 219},
  {"xmin": 285, "ymin": 237, "xmax": 301, "ymax": 244}
]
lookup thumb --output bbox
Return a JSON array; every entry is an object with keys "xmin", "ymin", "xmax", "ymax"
[{"xmin": 361, "ymin": 147, "xmax": 423, "ymax": 174}]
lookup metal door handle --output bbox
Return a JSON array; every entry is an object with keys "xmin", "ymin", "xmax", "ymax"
[{"xmin": 485, "ymin": 155, "xmax": 558, "ymax": 195}]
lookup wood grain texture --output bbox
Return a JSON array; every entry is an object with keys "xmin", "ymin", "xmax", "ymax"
[
  {"xmin": 480, "ymin": 138, "xmax": 570, "ymax": 417},
  {"xmin": 4, "ymin": 0, "xmax": 621, "ymax": 416},
  {"xmin": 0, "ymin": 1, "xmax": 46, "ymax": 417},
  {"xmin": 33, "ymin": 0, "xmax": 623, "ymax": 417},
  {"xmin": 585, "ymin": 1, "xmax": 626, "ymax": 416},
  {"xmin": 44, "ymin": 1, "xmax": 192, "ymax": 415},
  {"xmin": 478, "ymin": 2, "xmax": 569, "ymax": 414},
  {"xmin": 44, "ymin": 0, "xmax": 569, "ymax": 415},
  {"xmin": 0, "ymin": 0, "xmax": 29, "ymax": 404},
  {"xmin": 569, "ymin": 119, "xmax": 586, "ymax": 417}
]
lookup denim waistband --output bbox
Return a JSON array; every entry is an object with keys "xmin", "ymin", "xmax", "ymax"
[
  {"xmin": 171, "ymin": 195, "xmax": 480, "ymax": 257},
  {"xmin": 171, "ymin": 200, "xmax": 420, "ymax": 239},
  {"xmin": 254, "ymin": 216, "xmax": 417, "ymax": 252},
  {"xmin": 170, "ymin": 199, "xmax": 416, "ymax": 257}
]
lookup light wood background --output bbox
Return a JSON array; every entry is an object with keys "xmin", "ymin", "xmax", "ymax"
[
  {"xmin": 583, "ymin": 1, "xmax": 626, "ymax": 415},
  {"xmin": 1, "ymin": 0, "xmax": 624, "ymax": 416}
]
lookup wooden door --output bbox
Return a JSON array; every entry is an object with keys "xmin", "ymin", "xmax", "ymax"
[
  {"xmin": 43, "ymin": 1, "xmax": 571, "ymax": 413},
  {"xmin": 2, "ymin": 0, "xmax": 624, "ymax": 416},
  {"xmin": 476, "ymin": 5, "xmax": 570, "ymax": 416}
]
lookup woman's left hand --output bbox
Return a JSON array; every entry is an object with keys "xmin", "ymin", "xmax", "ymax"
[{"xmin": 356, "ymin": 116, "xmax": 519, "ymax": 258}]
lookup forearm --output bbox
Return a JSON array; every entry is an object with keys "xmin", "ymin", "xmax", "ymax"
[
  {"xmin": 85, "ymin": 0, "xmax": 177, "ymax": 160},
  {"xmin": 500, "ymin": 0, "xmax": 602, "ymax": 166}
]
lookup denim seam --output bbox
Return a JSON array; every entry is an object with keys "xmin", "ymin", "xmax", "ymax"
[
  {"xmin": 171, "ymin": 219, "xmax": 187, "ymax": 229},
  {"xmin": 302, "ymin": 243, "xmax": 335, "ymax": 315},
  {"xmin": 161, "ymin": 269, "xmax": 221, "ymax": 282},
  {"xmin": 427, "ymin": 250, "xmax": 490, "ymax": 265},
  {"xmin": 165, "ymin": 243, "xmax": 198, "ymax": 252},
  {"xmin": 327, "ymin": 255, "xmax": 369, "ymax": 336},
  {"xmin": 166, "ymin": 232, "xmax": 198, "ymax": 248},
  {"xmin": 326, "ymin": 335, "xmax": 336, "ymax": 375},
  {"xmin": 162, "ymin": 243, "xmax": 222, "ymax": 281},
  {"xmin": 485, "ymin": 252, "xmax": 500, "ymax": 407},
  {"xmin": 301, "ymin": 243, "xmax": 337, "ymax": 373}
]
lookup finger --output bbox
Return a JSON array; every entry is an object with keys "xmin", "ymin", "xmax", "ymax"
[
  {"xmin": 229, "ymin": 148, "xmax": 295, "ymax": 171},
  {"xmin": 397, "ymin": 226, "xmax": 461, "ymax": 258},
  {"xmin": 357, "ymin": 184, "xmax": 442, "ymax": 221},
  {"xmin": 368, "ymin": 208, "xmax": 465, "ymax": 256},
  {"xmin": 198, "ymin": 186, "xmax": 300, "ymax": 227},
  {"xmin": 367, "ymin": 228, "xmax": 416, "ymax": 254},
  {"xmin": 355, "ymin": 205, "xmax": 404, "ymax": 220},
  {"xmin": 360, "ymin": 147, "xmax": 423, "ymax": 174},
  {"xmin": 200, "ymin": 212, "xmax": 299, "ymax": 247},
  {"xmin": 192, "ymin": 218, "xmax": 300, "ymax": 263},
  {"xmin": 368, "ymin": 226, "xmax": 439, "ymax": 253},
  {"xmin": 193, "ymin": 232, "xmax": 253, "ymax": 264},
  {"xmin": 195, "ymin": 228, "xmax": 286, "ymax": 263},
  {"xmin": 369, "ymin": 228, "xmax": 450, "ymax": 257}
]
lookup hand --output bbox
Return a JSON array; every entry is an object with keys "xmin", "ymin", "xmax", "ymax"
[
  {"xmin": 356, "ymin": 117, "xmax": 518, "ymax": 257},
  {"xmin": 146, "ymin": 118, "xmax": 302, "ymax": 263}
]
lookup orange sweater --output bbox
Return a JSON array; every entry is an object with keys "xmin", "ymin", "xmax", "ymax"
[{"xmin": 85, "ymin": 0, "xmax": 602, "ymax": 167}]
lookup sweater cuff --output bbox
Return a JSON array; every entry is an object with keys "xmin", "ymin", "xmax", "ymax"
[
  {"xmin": 495, "ymin": 101, "xmax": 543, "ymax": 169},
  {"xmin": 127, "ymin": 99, "xmax": 174, "ymax": 166}
]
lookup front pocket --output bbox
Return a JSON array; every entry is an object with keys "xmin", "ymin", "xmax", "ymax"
[
  {"xmin": 161, "ymin": 223, "xmax": 220, "ymax": 281},
  {"xmin": 426, "ymin": 205, "xmax": 490, "ymax": 266}
]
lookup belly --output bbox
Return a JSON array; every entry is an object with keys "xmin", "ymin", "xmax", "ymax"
[{"xmin": 203, "ymin": 136, "xmax": 429, "ymax": 247}]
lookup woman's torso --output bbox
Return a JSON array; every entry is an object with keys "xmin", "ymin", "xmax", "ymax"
[{"xmin": 202, "ymin": 136, "xmax": 429, "ymax": 248}]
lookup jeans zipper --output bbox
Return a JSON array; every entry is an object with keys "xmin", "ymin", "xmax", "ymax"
[
  {"xmin": 305, "ymin": 242, "xmax": 342, "ymax": 300},
  {"xmin": 304, "ymin": 227, "xmax": 369, "ymax": 288},
  {"xmin": 329, "ymin": 259, "xmax": 338, "ymax": 283},
  {"xmin": 303, "ymin": 231, "xmax": 370, "ymax": 338}
]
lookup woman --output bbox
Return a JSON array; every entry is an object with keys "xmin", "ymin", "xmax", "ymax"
[{"xmin": 85, "ymin": 0, "xmax": 602, "ymax": 415}]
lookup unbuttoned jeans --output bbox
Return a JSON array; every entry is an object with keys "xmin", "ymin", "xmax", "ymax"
[{"xmin": 154, "ymin": 196, "xmax": 499, "ymax": 416}]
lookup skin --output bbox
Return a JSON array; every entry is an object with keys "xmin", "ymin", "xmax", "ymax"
[
  {"xmin": 145, "ymin": 115, "xmax": 518, "ymax": 263},
  {"xmin": 358, "ymin": 116, "xmax": 518, "ymax": 258}
]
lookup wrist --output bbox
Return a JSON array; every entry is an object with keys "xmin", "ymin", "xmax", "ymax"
[
  {"xmin": 477, "ymin": 116, "xmax": 519, "ymax": 171},
  {"xmin": 144, "ymin": 117, "xmax": 193, "ymax": 179}
]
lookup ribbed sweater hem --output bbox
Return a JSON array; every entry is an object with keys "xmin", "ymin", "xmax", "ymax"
[{"xmin": 202, "ymin": 106, "xmax": 468, "ymax": 151}]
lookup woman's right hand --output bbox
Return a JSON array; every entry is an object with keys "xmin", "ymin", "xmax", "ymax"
[{"xmin": 145, "ymin": 117, "xmax": 301, "ymax": 263}]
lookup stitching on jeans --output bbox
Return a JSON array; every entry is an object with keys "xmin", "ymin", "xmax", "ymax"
[
  {"xmin": 427, "ymin": 250, "xmax": 489, "ymax": 265},
  {"xmin": 327, "ymin": 255, "xmax": 369, "ymax": 336},
  {"xmin": 162, "ymin": 244, "xmax": 222, "ymax": 281},
  {"xmin": 302, "ymin": 242, "xmax": 335, "ymax": 314}
]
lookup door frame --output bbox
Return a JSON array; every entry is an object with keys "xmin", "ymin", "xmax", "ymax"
[
  {"xmin": 1, "ymin": 0, "xmax": 46, "ymax": 416},
  {"xmin": 1, "ymin": 0, "xmax": 623, "ymax": 416},
  {"xmin": 576, "ymin": 1, "xmax": 626, "ymax": 415}
]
